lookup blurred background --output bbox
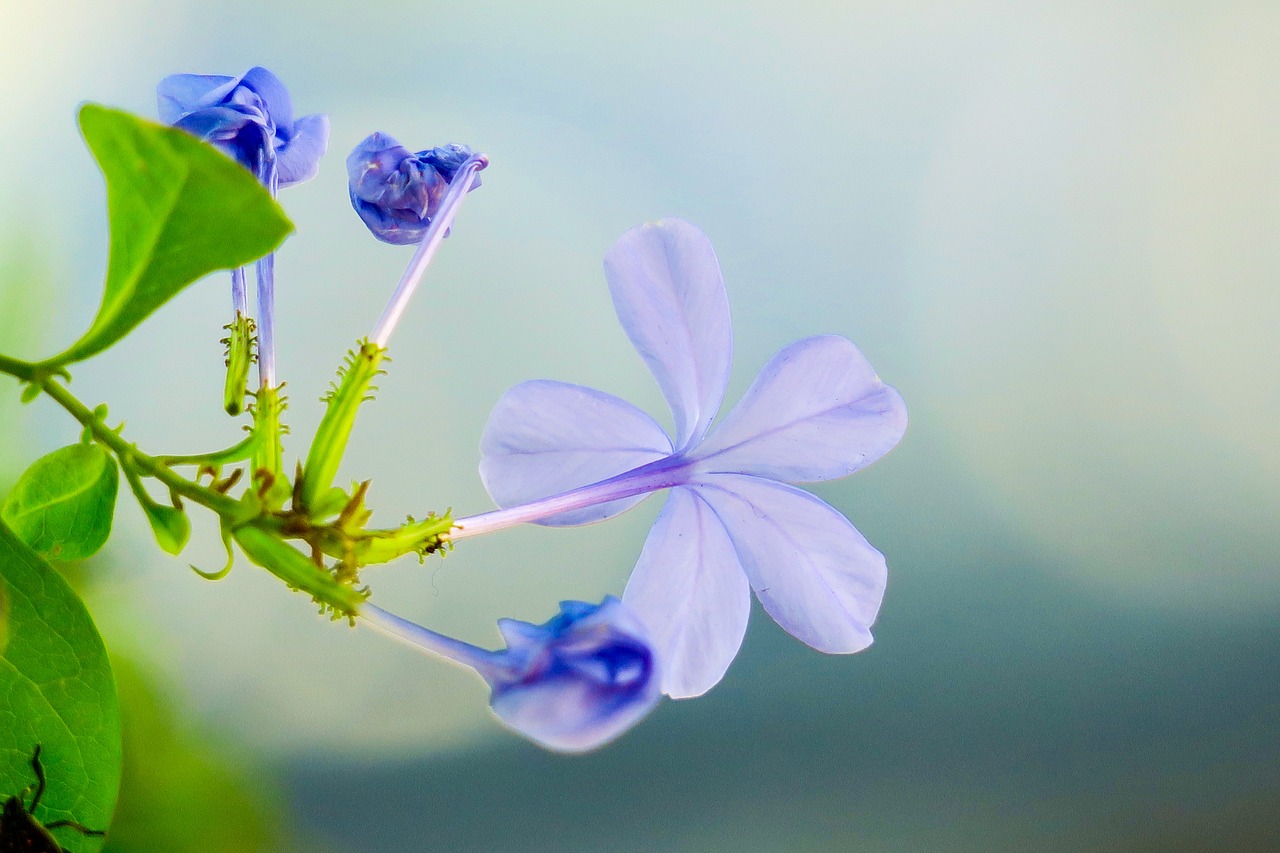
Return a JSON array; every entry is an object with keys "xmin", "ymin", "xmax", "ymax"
[{"xmin": 1, "ymin": 1, "xmax": 1278, "ymax": 850}]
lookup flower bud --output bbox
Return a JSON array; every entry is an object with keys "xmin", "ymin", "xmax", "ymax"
[
  {"xmin": 486, "ymin": 596, "xmax": 662, "ymax": 752},
  {"xmin": 347, "ymin": 133, "xmax": 482, "ymax": 245},
  {"xmin": 360, "ymin": 596, "xmax": 662, "ymax": 752}
]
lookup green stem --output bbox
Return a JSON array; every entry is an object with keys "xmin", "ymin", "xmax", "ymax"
[
  {"xmin": 32, "ymin": 375, "xmax": 239, "ymax": 517},
  {"xmin": 350, "ymin": 512, "xmax": 454, "ymax": 564},
  {"xmin": 252, "ymin": 384, "xmax": 286, "ymax": 479},
  {"xmin": 156, "ymin": 430, "xmax": 261, "ymax": 468},
  {"xmin": 0, "ymin": 353, "xmax": 37, "ymax": 383}
]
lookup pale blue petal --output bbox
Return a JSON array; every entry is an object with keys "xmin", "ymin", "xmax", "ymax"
[
  {"xmin": 240, "ymin": 66, "xmax": 294, "ymax": 131},
  {"xmin": 480, "ymin": 380, "xmax": 673, "ymax": 526},
  {"xmin": 623, "ymin": 487, "xmax": 751, "ymax": 698},
  {"xmin": 691, "ymin": 335, "xmax": 907, "ymax": 483},
  {"xmin": 156, "ymin": 73, "xmax": 237, "ymax": 123},
  {"xmin": 696, "ymin": 474, "xmax": 886, "ymax": 653},
  {"xmin": 603, "ymin": 218, "xmax": 732, "ymax": 450},
  {"xmin": 277, "ymin": 113, "xmax": 330, "ymax": 187}
]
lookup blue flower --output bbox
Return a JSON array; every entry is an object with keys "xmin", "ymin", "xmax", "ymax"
[
  {"xmin": 467, "ymin": 219, "xmax": 908, "ymax": 699},
  {"xmin": 157, "ymin": 66, "xmax": 328, "ymax": 391},
  {"xmin": 347, "ymin": 133, "xmax": 483, "ymax": 245},
  {"xmin": 157, "ymin": 66, "xmax": 329, "ymax": 188},
  {"xmin": 361, "ymin": 596, "xmax": 661, "ymax": 752}
]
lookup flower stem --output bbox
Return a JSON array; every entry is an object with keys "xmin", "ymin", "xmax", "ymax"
[
  {"xmin": 256, "ymin": 165, "xmax": 281, "ymax": 388},
  {"xmin": 31, "ymin": 375, "xmax": 240, "ymax": 517},
  {"xmin": 256, "ymin": 253, "xmax": 277, "ymax": 388},
  {"xmin": 0, "ymin": 353, "xmax": 35, "ymax": 383},
  {"xmin": 360, "ymin": 603, "xmax": 502, "ymax": 677},
  {"xmin": 155, "ymin": 430, "xmax": 262, "ymax": 469},
  {"xmin": 233, "ymin": 523, "xmax": 366, "ymax": 617},
  {"xmin": 449, "ymin": 456, "xmax": 691, "ymax": 540},
  {"xmin": 231, "ymin": 267, "xmax": 249, "ymax": 319},
  {"xmin": 369, "ymin": 155, "xmax": 489, "ymax": 348}
]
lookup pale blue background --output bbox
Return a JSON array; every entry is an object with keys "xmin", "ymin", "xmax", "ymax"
[{"xmin": 1, "ymin": 1, "xmax": 1277, "ymax": 849}]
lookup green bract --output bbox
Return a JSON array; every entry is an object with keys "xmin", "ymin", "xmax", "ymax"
[
  {"xmin": 136, "ymin": 496, "xmax": 192, "ymax": 557},
  {"xmin": 44, "ymin": 105, "xmax": 293, "ymax": 367},
  {"xmin": 0, "ymin": 520, "xmax": 121, "ymax": 853},
  {"xmin": 1, "ymin": 443, "xmax": 119, "ymax": 561}
]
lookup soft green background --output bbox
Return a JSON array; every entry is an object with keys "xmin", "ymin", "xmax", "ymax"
[{"xmin": 2, "ymin": 1, "xmax": 1278, "ymax": 850}]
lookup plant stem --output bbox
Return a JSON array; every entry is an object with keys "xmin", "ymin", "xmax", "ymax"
[
  {"xmin": 155, "ymin": 430, "xmax": 261, "ymax": 468},
  {"xmin": 27, "ymin": 374, "xmax": 240, "ymax": 517},
  {"xmin": 0, "ymin": 353, "xmax": 36, "ymax": 383}
]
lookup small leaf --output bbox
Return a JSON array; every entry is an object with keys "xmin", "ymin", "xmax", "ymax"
[
  {"xmin": 121, "ymin": 467, "xmax": 191, "ymax": 557},
  {"xmin": 45, "ymin": 105, "xmax": 293, "ymax": 366},
  {"xmin": 2, "ymin": 444, "xmax": 120, "ymax": 560},
  {"xmin": 140, "ymin": 501, "xmax": 191, "ymax": 556},
  {"xmin": 0, "ymin": 519, "xmax": 122, "ymax": 852}
]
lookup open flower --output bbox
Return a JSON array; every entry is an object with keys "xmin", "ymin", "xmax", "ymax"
[
  {"xmin": 468, "ymin": 219, "xmax": 907, "ymax": 698},
  {"xmin": 157, "ymin": 66, "xmax": 329, "ymax": 187},
  {"xmin": 347, "ymin": 133, "xmax": 482, "ymax": 245},
  {"xmin": 361, "ymin": 596, "xmax": 661, "ymax": 752}
]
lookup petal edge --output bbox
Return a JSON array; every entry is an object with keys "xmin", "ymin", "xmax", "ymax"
[
  {"xmin": 696, "ymin": 475, "xmax": 887, "ymax": 654},
  {"xmin": 603, "ymin": 219, "xmax": 732, "ymax": 450}
]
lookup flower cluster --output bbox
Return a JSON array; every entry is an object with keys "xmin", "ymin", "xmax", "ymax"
[
  {"xmin": 158, "ymin": 66, "xmax": 330, "ymax": 393},
  {"xmin": 154, "ymin": 67, "xmax": 906, "ymax": 753}
]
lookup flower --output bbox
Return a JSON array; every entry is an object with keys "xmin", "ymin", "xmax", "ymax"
[
  {"xmin": 157, "ymin": 66, "xmax": 329, "ymax": 391},
  {"xmin": 347, "ymin": 133, "xmax": 483, "ymax": 245},
  {"xmin": 157, "ymin": 66, "xmax": 329, "ymax": 187},
  {"xmin": 361, "ymin": 596, "xmax": 661, "ymax": 752},
  {"xmin": 469, "ymin": 219, "xmax": 907, "ymax": 699}
]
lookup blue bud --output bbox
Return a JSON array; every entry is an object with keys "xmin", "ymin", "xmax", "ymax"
[
  {"xmin": 361, "ymin": 595, "xmax": 661, "ymax": 752},
  {"xmin": 487, "ymin": 596, "xmax": 662, "ymax": 752},
  {"xmin": 347, "ymin": 133, "xmax": 482, "ymax": 245},
  {"xmin": 157, "ymin": 66, "xmax": 329, "ymax": 187}
]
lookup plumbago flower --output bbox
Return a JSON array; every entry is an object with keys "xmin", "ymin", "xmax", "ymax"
[
  {"xmin": 157, "ymin": 66, "xmax": 330, "ymax": 393},
  {"xmin": 157, "ymin": 66, "xmax": 328, "ymax": 186},
  {"xmin": 340, "ymin": 138, "xmax": 657, "ymax": 751},
  {"xmin": 361, "ymin": 597, "xmax": 661, "ymax": 752},
  {"xmin": 463, "ymin": 219, "xmax": 908, "ymax": 699},
  {"xmin": 348, "ymin": 133, "xmax": 482, "ymax": 245}
]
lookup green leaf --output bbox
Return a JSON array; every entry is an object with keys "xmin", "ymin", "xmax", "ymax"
[
  {"xmin": 2, "ymin": 444, "xmax": 119, "ymax": 561},
  {"xmin": 0, "ymin": 519, "xmax": 122, "ymax": 852},
  {"xmin": 45, "ymin": 105, "xmax": 293, "ymax": 366}
]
